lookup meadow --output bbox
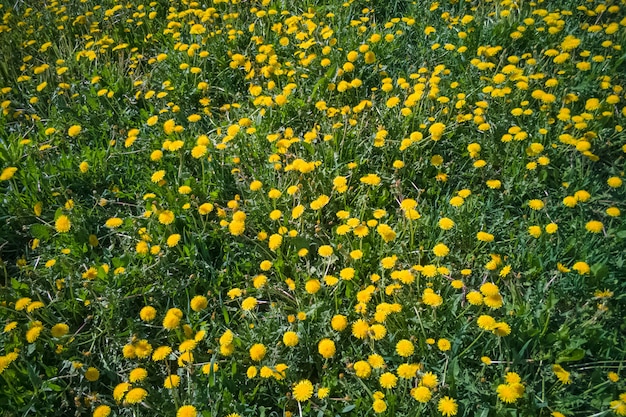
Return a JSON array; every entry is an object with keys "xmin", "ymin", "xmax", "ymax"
[{"xmin": 0, "ymin": 0, "xmax": 625, "ymax": 416}]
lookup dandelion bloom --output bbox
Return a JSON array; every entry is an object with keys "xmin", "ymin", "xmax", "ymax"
[
  {"xmin": 422, "ymin": 288, "xmax": 443, "ymax": 307},
  {"xmin": 396, "ymin": 339, "xmax": 414, "ymax": 357},
  {"xmin": 421, "ymin": 372, "xmax": 439, "ymax": 388},
  {"xmin": 368, "ymin": 354, "xmax": 385, "ymax": 369},
  {"xmin": 545, "ymin": 223, "xmax": 558, "ymax": 234},
  {"xmin": 158, "ymin": 210, "xmax": 175, "ymax": 225},
  {"xmin": 433, "ymin": 243, "xmax": 450, "ymax": 257},
  {"xmin": 397, "ymin": 363, "xmax": 419, "ymax": 379},
  {"xmin": 305, "ymin": 279, "xmax": 321, "ymax": 294},
  {"xmin": 492, "ymin": 322, "xmax": 511, "ymax": 336},
  {"xmin": 379, "ymin": 372, "xmax": 398, "ymax": 389},
  {"xmin": 140, "ymin": 306, "xmax": 157, "ymax": 322},
  {"xmin": 438, "ymin": 396, "xmax": 458, "ymax": 416},
  {"xmin": 317, "ymin": 387, "xmax": 330, "ymax": 399},
  {"xmin": 55, "ymin": 215, "xmax": 71, "ymax": 233},
  {"xmin": 562, "ymin": 196, "xmax": 577, "ymax": 207},
  {"xmin": 607, "ymin": 177, "xmax": 622, "ymax": 188},
  {"xmin": 93, "ymin": 405, "xmax": 111, "ymax": 417},
  {"xmin": 249, "ymin": 343, "xmax": 266, "ymax": 362},
  {"xmin": 438, "ymin": 217, "xmax": 454, "ymax": 230},
  {"xmin": 477, "ymin": 315, "xmax": 497, "ymax": 331},
  {"xmin": 242, "ymin": 297, "xmax": 258, "ymax": 311},
  {"xmin": 552, "ymin": 364, "xmax": 571, "ymax": 384},
  {"xmin": 85, "ymin": 367, "xmax": 99, "ymax": 381},
  {"xmin": 438, "ymin": 338, "xmax": 451, "ymax": 351},
  {"xmin": 354, "ymin": 360, "xmax": 372, "ymax": 378},
  {"xmin": 585, "ymin": 220, "xmax": 603, "ymax": 233},
  {"xmin": 429, "ymin": 122, "xmax": 446, "ymax": 141},
  {"xmin": 528, "ymin": 199, "xmax": 544, "ymax": 210},
  {"xmin": 167, "ymin": 234, "xmax": 181, "ymax": 247},
  {"xmin": 151, "ymin": 170, "xmax": 166, "ymax": 183},
  {"xmin": 411, "ymin": 386, "xmax": 432, "ymax": 403},
  {"xmin": 376, "ymin": 224, "xmax": 396, "ymax": 242},
  {"xmin": 603, "ymin": 207, "xmax": 620, "ymax": 219},
  {"xmin": 331, "ymin": 315, "xmax": 348, "ymax": 331},
  {"xmin": 151, "ymin": 346, "xmax": 171, "ymax": 362},
  {"xmin": 497, "ymin": 384, "xmax": 521, "ymax": 403},
  {"xmin": 572, "ymin": 261, "xmax": 590, "ymax": 275},
  {"xmin": 293, "ymin": 379, "xmax": 314, "ymax": 402},
  {"xmin": 124, "ymin": 387, "xmax": 147, "ymax": 404},
  {"xmin": 318, "ymin": 245, "xmax": 333, "ymax": 257},
  {"xmin": 129, "ymin": 367, "xmax": 148, "ymax": 382},
  {"xmin": 198, "ymin": 203, "xmax": 214, "ymax": 215},
  {"xmin": 177, "ymin": 405, "xmax": 197, "ymax": 417},
  {"xmin": 105, "ymin": 217, "xmax": 123, "ymax": 228},
  {"xmin": 477, "ymin": 232, "xmax": 495, "ymax": 244},
  {"xmin": 373, "ymin": 399, "xmax": 387, "ymax": 413},
  {"xmin": 67, "ymin": 125, "xmax": 82, "ymax": 137},
  {"xmin": 268, "ymin": 234, "xmax": 282, "ymax": 251},
  {"xmin": 466, "ymin": 291, "xmax": 483, "ymax": 305},
  {"xmin": 113, "ymin": 382, "xmax": 131, "ymax": 402},
  {"xmin": 0, "ymin": 167, "xmax": 18, "ymax": 181},
  {"xmin": 369, "ymin": 324, "xmax": 387, "ymax": 340},
  {"xmin": 480, "ymin": 283, "xmax": 499, "ymax": 297},
  {"xmin": 574, "ymin": 190, "xmax": 591, "ymax": 202},
  {"xmin": 352, "ymin": 319, "xmax": 370, "ymax": 339},
  {"xmin": 26, "ymin": 323, "xmax": 43, "ymax": 343},
  {"xmin": 190, "ymin": 295, "xmax": 208, "ymax": 312},
  {"xmin": 283, "ymin": 331, "xmax": 299, "ymax": 347},
  {"xmin": 360, "ymin": 173, "xmax": 381, "ymax": 186},
  {"xmin": 134, "ymin": 340, "xmax": 153, "ymax": 358},
  {"xmin": 163, "ymin": 309, "xmax": 182, "ymax": 330},
  {"xmin": 51, "ymin": 323, "xmax": 69, "ymax": 338},
  {"xmin": 318, "ymin": 338, "xmax": 336, "ymax": 358},
  {"xmin": 449, "ymin": 196, "xmax": 464, "ymax": 207}
]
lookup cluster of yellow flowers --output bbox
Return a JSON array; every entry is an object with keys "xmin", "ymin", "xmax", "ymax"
[{"xmin": 0, "ymin": 0, "xmax": 624, "ymax": 416}]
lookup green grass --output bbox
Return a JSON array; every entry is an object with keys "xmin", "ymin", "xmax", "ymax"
[{"xmin": 0, "ymin": 0, "xmax": 625, "ymax": 416}]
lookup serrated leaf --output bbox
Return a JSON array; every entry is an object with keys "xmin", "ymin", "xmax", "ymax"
[
  {"xmin": 590, "ymin": 263, "xmax": 608, "ymax": 279},
  {"xmin": 557, "ymin": 348, "xmax": 585, "ymax": 363}
]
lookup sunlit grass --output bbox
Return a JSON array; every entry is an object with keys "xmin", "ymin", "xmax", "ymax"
[{"xmin": 0, "ymin": 0, "xmax": 625, "ymax": 416}]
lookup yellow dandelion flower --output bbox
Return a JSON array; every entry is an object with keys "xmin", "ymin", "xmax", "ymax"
[
  {"xmin": 93, "ymin": 405, "xmax": 111, "ymax": 417},
  {"xmin": 51, "ymin": 323, "xmax": 69, "ymax": 338},
  {"xmin": 249, "ymin": 343, "xmax": 266, "ymax": 362},
  {"xmin": 585, "ymin": 220, "xmax": 603, "ymax": 233},
  {"xmin": 396, "ymin": 339, "xmax": 414, "ymax": 357},
  {"xmin": 158, "ymin": 210, "xmax": 175, "ymax": 225},
  {"xmin": 125, "ymin": 387, "xmax": 147, "ymax": 404},
  {"xmin": 129, "ymin": 367, "xmax": 148, "ymax": 382},
  {"xmin": 105, "ymin": 217, "xmax": 123, "ymax": 228},
  {"xmin": 190, "ymin": 295, "xmax": 208, "ymax": 312},
  {"xmin": 174, "ymin": 405, "xmax": 198, "ymax": 417},
  {"xmin": 379, "ymin": 372, "xmax": 397, "ymax": 389},
  {"xmin": 438, "ymin": 396, "xmax": 458, "ymax": 416},
  {"xmin": 411, "ymin": 386, "xmax": 432, "ymax": 403},
  {"xmin": 84, "ymin": 367, "xmax": 99, "ymax": 381},
  {"xmin": 152, "ymin": 346, "xmax": 172, "ymax": 361},
  {"xmin": 318, "ymin": 338, "xmax": 336, "ymax": 358},
  {"xmin": 163, "ymin": 374, "xmax": 181, "ymax": 389},
  {"xmin": 293, "ymin": 379, "xmax": 314, "ymax": 402},
  {"xmin": 354, "ymin": 360, "xmax": 372, "ymax": 378},
  {"xmin": 67, "ymin": 125, "xmax": 82, "ymax": 137},
  {"xmin": 55, "ymin": 215, "xmax": 71, "ymax": 233}
]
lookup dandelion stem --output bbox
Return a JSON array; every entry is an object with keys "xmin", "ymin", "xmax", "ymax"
[
  {"xmin": 413, "ymin": 306, "xmax": 427, "ymax": 340},
  {"xmin": 457, "ymin": 331, "xmax": 484, "ymax": 359}
]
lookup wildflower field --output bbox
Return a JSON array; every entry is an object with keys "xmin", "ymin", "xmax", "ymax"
[{"xmin": 1, "ymin": 0, "xmax": 626, "ymax": 415}]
